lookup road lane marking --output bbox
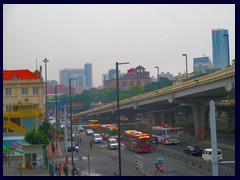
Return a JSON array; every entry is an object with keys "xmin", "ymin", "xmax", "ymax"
[{"xmin": 134, "ymin": 154, "xmax": 143, "ymax": 159}]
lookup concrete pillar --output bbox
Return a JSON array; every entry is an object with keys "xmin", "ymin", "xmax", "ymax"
[
  {"xmin": 125, "ymin": 111, "xmax": 137, "ymax": 123},
  {"xmin": 190, "ymin": 102, "xmax": 208, "ymax": 140}
]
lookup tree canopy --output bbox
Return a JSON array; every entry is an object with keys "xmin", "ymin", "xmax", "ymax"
[
  {"xmin": 24, "ymin": 121, "xmax": 54, "ymax": 146},
  {"xmin": 57, "ymin": 77, "xmax": 173, "ymax": 109}
]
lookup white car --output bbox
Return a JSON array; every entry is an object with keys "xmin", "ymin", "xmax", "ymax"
[
  {"xmin": 60, "ymin": 124, "xmax": 65, "ymax": 129},
  {"xmin": 202, "ymin": 148, "xmax": 223, "ymax": 162},
  {"xmin": 107, "ymin": 138, "xmax": 118, "ymax": 150},
  {"xmin": 85, "ymin": 129, "xmax": 94, "ymax": 135},
  {"xmin": 91, "ymin": 133, "xmax": 103, "ymax": 143}
]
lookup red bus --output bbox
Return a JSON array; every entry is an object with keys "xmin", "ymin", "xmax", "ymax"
[
  {"xmin": 123, "ymin": 130, "xmax": 153, "ymax": 153},
  {"xmin": 100, "ymin": 124, "xmax": 119, "ymax": 140}
]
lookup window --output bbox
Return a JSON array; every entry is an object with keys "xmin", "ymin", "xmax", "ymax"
[
  {"xmin": 6, "ymin": 105, "xmax": 12, "ymax": 111},
  {"xmin": 22, "ymin": 88, "xmax": 28, "ymax": 95},
  {"xmin": 6, "ymin": 88, "xmax": 11, "ymax": 96},
  {"xmin": 33, "ymin": 87, "xmax": 39, "ymax": 94}
]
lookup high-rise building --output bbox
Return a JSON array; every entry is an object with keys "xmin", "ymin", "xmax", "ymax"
[
  {"xmin": 59, "ymin": 68, "xmax": 85, "ymax": 93},
  {"xmin": 193, "ymin": 56, "xmax": 211, "ymax": 73},
  {"xmin": 212, "ymin": 29, "xmax": 230, "ymax": 69},
  {"xmin": 84, "ymin": 63, "xmax": 93, "ymax": 88}
]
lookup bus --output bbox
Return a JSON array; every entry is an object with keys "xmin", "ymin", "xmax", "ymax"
[
  {"xmin": 151, "ymin": 125, "xmax": 180, "ymax": 145},
  {"xmin": 88, "ymin": 120, "xmax": 101, "ymax": 129},
  {"xmin": 123, "ymin": 130, "xmax": 153, "ymax": 153},
  {"xmin": 100, "ymin": 124, "xmax": 119, "ymax": 140}
]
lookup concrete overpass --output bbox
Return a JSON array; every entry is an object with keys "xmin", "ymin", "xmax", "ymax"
[{"xmin": 77, "ymin": 66, "xmax": 235, "ymax": 140}]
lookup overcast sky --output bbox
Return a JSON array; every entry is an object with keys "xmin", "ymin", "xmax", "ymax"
[{"xmin": 3, "ymin": 4, "xmax": 235, "ymax": 87}]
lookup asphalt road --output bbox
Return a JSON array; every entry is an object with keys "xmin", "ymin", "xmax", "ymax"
[{"xmin": 60, "ymin": 127, "xmax": 212, "ymax": 176}]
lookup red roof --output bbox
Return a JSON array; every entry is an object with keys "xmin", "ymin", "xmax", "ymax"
[{"xmin": 3, "ymin": 69, "xmax": 39, "ymax": 80}]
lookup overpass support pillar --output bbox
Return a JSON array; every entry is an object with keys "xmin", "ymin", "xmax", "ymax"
[
  {"xmin": 190, "ymin": 102, "xmax": 208, "ymax": 140},
  {"xmin": 125, "ymin": 111, "xmax": 137, "ymax": 123}
]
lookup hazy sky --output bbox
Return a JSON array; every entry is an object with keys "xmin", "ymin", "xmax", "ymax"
[{"xmin": 3, "ymin": 4, "xmax": 235, "ymax": 87}]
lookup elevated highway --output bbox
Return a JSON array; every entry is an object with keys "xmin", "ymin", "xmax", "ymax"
[{"xmin": 77, "ymin": 66, "xmax": 235, "ymax": 140}]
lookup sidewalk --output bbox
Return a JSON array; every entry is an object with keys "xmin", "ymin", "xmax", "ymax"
[{"xmin": 46, "ymin": 140, "xmax": 63, "ymax": 158}]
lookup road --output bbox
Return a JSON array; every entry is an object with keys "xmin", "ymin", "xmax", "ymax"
[{"xmin": 61, "ymin": 126, "xmax": 212, "ymax": 176}]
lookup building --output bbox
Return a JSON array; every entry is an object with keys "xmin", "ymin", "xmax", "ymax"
[
  {"xmin": 3, "ymin": 68, "xmax": 44, "ymax": 132},
  {"xmin": 102, "ymin": 69, "xmax": 120, "ymax": 83},
  {"xmin": 47, "ymin": 84, "xmax": 75, "ymax": 95},
  {"xmin": 193, "ymin": 56, "xmax": 211, "ymax": 73},
  {"xmin": 59, "ymin": 68, "xmax": 85, "ymax": 94},
  {"xmin": 47, "ymin": 80, "xmax": 58, "ymax": 87},
  {"xmin": 103, "ymin": 65, "xmax": 151, "ymax": 91},
  {"xmin": 160, "ymin": 72, "xmax": 173, "ymax": 81},
  {"xmin": 84, "ymin": 63, "xmax": 93, "ymax": 88},
  {"xmin": 212, "ymin": 28, "xmax": 230, "ymax": 69}
]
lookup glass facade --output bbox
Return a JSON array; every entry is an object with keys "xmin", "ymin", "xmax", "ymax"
[
  {"xmin": 212, "ymin": 29, "xmax": 230, "ymax": 69},
  {"xmin": 84, "ymin": 63, "xmax": 93, "ymax": 88}
]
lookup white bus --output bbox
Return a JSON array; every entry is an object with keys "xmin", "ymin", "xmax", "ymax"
[{"xmin": 151, "ymin": 126, "xmax": 179, "ymax": 145}]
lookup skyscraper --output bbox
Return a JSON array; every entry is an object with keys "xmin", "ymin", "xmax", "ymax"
[
  {"xmin": 59, "ymin": 68, "xmax": 85, "ymax": 94},
  {"xmin": 84, "ymin": 63, "xmax": 93, "ymax": 88},
  {"xmin": 212, "ymin": 29, "xmax": 230, "ymax": 69}
]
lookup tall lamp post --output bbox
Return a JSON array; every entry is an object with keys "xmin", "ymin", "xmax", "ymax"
[
  {"xmin": 55, "ymin": 86, "xmax": 58, "ymax": 149},
  {"xmin": 116, "ymin": 61, "xmax": 129, "ymax": 176},
  {"xmin": 182, "ymin": 54, "xmax": 188, "ymax": 79},
  {"xmin": 43, "ymin": 58, "xmax": 49, "ymax": 121},
  {"xmin": 155, "ymin": 66, "xmax": 159, "ymax": 83},
  {"xmin": 223, "ymin": 34, "xmax": 230, "ymax": 66},
  {"xmin": 69, "ymin": 78, "xmax": 74, "ymax": 168}
]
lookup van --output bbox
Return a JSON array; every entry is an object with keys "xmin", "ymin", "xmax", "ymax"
[
  {"xmin": 107, "ymin": 138, "xmax": 118, "ymax": 150},
  {"xmin": 202, "ymin": 148, "xmax": 223, "ymax": 162}
]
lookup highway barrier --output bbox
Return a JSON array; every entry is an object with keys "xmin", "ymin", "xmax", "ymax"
[{"xmin": 154, "ymin": 145, "xmax": 235, "ymax": 176}]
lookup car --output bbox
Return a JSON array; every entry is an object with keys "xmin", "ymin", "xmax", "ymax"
[
  {"xmin": 151, "ymin": 136, "xmax": 159, "ymax": 145},
  {"xmin": 202, "ymin": 148, "xmax": 223, "ymax": 162},
  {"xmin": 67, "ymin": 140, "xmax": 75, "ymax": 152},
  {"xmin": 182, "ymin": 145, "xmax": 202, "ymax": 156},
  {"xmin": 91, "ymin": 133, "xmax": 103, "ymax": 143},
  {"xmin": 107, "ymin": 138, "xmax": 118, "ymax": 150},
  {"xmin": 60, "ymin": 124, "xmax": 65, "ymax": 129},
  {"xmin": 85, "ymin": 129, "xmax": 94, "ymax": 135},
  {"xmin": 77, "ymin": 125, "xmax": 84, "ymax": 132}
]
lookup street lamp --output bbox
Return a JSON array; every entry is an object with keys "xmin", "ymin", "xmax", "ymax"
[
  {"xmin": 43, "ymin": 58, "xmax": 49, "ymax": 121},
  {"xmin": 116, "ymin": 61, "xmax": 129, "ymax": 176},
  {"xmin": 69, "ymin": 78, "xmax": 74, "ymax": 168},
  {"xmin": 55, "ymin": 86, "xmax": 58, "ymax": 149},
  {"xmin": 223, "ymin": 34, "xmax": 230, "ymax": 67},
  {"xmin": 182, "ymin": 54, "xmax": 188, "ymax": 79},
  {"xmin": 155, "ymin": 66, "xmax": 159, "ymax": 83}
]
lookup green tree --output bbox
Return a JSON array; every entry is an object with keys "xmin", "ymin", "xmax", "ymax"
[
  {"xmin": 24, "ymin": 130, "xmax": 50, "ymax": 146},
  {"xmin": 38, "ymin": 121, "xmax": 55, "ymax": 140}
]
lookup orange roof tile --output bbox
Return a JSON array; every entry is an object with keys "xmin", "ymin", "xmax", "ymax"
[{"xmin": 3, "ymin": 69, "xmax": 39, "ymax": 80}]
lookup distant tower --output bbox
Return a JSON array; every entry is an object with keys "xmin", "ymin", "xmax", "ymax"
[
  {"xmin": 212, "ymin": 28, "xmax": 230, "ymax": 69},
  {"xmin": 84, "ymin": 63, "xmax": 93, "ymax": 88}
]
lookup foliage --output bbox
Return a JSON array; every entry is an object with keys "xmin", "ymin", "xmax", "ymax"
[
  {"xmin": 144, "ymin": 77, "xmax": 172, "ymax": 92},
  {"xmin": 24, "ymin": 130, "xmax": 50, "ymax": 146},
  {"xmin": 38, "ymin": 121, "xmax": 55, "ymax": 140},
  {"xmin": 57, "ymin": 78, "xmax": 173, "ymax": 109}
]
